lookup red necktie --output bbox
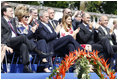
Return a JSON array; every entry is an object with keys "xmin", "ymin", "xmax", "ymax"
[
  {"xmin": 8, "ymin": 21, "xmax": 17, "ymax": 36},
  {"xmin": 35, "ymin": 19, "xmax": 38, "ymax": 25}
]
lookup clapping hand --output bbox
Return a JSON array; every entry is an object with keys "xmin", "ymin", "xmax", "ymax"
[
  {"xmin": 95, "ymin": 23, "xmax": 100, "ymax": 29},
  {"xmin": 55, "ymin": 23, "xmax": 62, "ymax": 33},
  {"xmin": 88, "ymin": 22, "xmax": 93, "ymax": 30},
  {"xmin": 27, "ymin": 15, "xmax": 33, "ymax": 24},
  {"xmin": 31, "ymin": 24, "xmax": 39, "ymax": 33}
]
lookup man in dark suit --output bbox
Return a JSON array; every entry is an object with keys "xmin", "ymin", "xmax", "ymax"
[
  {"xmin": 1, "ymin": 6, "xmax": 49, "ymax": 73},
  {"xmin": 98, "ymin": 15, "xmax": 117, "ymax": 47},
  {"xmin": 97, "ymin": 15, "xmax": 117, "ymax": 70},
  {"xmin": 48, "ymin": 8, "xmax": 58, "ymax": 30},
  {"xmin": 72, "ymin": 11, "xmax": 82, "ymax": 31},
  {"xmin": 76, "ymin": 13, "xmax": 115, "ymax": 60},
  {"xmin": 35, "ymin": 10, "xmax": 83, "ymax": 55}
]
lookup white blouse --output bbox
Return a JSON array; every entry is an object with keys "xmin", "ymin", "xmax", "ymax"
[{"xmin": 60, "ymin": 27, "xmax": 74, "ymax": 38}]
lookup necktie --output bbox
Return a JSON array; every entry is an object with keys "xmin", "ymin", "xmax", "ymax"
[
  {"xmin": 8, "ymin": 21, "xmax": 17, "ymax": 36},
  {"xmin": 104, "ymin": 28, "xmax": 113, "ymax": 45},
  {"xmin": 51, "ymin": 20, "xmax": 55, "ymax": 29},
  {"xmin": 35, "ymin": 19, "xmax": 38, "ymax": 25},
  {"xmin": 86, "ymin": 25, "xmax": 89, "ymax": 30}
]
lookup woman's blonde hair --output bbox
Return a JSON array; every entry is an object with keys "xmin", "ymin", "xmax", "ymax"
[
  {"xmin": 15, "ymin": 5, "xmax": 29, "ymax": 21},
  {"xmin": 62, "ymin": 14, "xmax": 72, "ymax": 32}
]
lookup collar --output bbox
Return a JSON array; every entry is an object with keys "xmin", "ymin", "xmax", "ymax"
[
  {"xmin": 49, "ymin": 19, "xmax": 54, "ymax": 22},
  {"xmin": 3, "ymin": 16, "xmax": 10, "ymax": 22},
  {"xmin": 41, "ymin": 21, "xmax": 48, "ymax": 26},
  {"xmin": 83, "ymin": 23, "xmax": 87, "ymax": 27},
  {"xmin": 100, "ymin": 25, "xmax": 106, "ymax": 30},
  {"xmin": 49, "ymin": 20, "xmax": 52, "ymax": 23}
]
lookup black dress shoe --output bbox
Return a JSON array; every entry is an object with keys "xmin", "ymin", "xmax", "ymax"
[
  {"xmin": 34, "ymin": 48, "xmax": 52, "ymax": 57},
  {"xmin": 37, "ymin": 66, "xmax": 45, "ymax": 72},
  {"xmin": 23, "ymin": 65, "xmax": 34, "ymax": 73}
]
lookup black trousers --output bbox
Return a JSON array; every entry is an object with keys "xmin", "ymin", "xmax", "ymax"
[
  {"xmin": 48, "ymin": 35, "xmax": 83, "ymax": 54},
  {"xmin": 7, "ymin": 35, "xmax": 36, "ymax": 65},
  {"xmin": 92, "ymin": 38, "xmax": 116, "ymax": 58}
]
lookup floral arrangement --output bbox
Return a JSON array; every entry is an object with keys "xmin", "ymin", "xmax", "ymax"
[{"xmin": 48, "ymin": 49, "xmax": 116, "ymax": 79}]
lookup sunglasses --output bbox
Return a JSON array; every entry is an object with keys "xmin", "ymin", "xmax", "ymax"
[{"xmin": 23, "ymin": 16, "xmax": 29, "ymax": 18}]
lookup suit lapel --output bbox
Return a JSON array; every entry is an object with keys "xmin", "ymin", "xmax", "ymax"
[
  {"xmin": 48, "ymin": 23, "xmax": 55, "ymax": 32},
  {"xmin": 2, "ymin": 17, "xmax": 18, "ymax": 34},
  {"xmin": 40, "ymin": 22, "xmax": 52, "ymax": 33},
  {"xmin": 99, "ymin": 27, "xmax": 106, "ymax": 36},
  {"xmin": 81, "ymin": 23, "xmax": 89, "ymax": 31},
  {"xmin": 2, "ymin": 17, "xmax": 11, "ymax": 31},
  {"xmin": 10, "ymin": 18, "xmax": 17, "ymax": 33}
]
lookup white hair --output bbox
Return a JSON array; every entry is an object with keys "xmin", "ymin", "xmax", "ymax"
[{"xmin": 39, "ymin": 10, "xmax": 48, "ymax": 17}]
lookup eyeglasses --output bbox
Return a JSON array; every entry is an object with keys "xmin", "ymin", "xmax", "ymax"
[{"xmin": 23, "ymin": 16, "xmax": 29, "ymax": 18}]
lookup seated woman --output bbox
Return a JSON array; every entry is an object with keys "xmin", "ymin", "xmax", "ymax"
[
  {"xmin": 60, "ymin": 14, "xmax": 91, "ymax": 51},
  {"xmin": 14, "ymin": 6, "xmax": 51, "ymax": 72}
]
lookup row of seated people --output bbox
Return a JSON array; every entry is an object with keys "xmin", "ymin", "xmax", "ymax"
[{"xmin": 1, "ymin": 3, "xmax": 117, "ymax": 73}]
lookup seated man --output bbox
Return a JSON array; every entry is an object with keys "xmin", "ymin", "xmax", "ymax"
[
  {"xmin": 72, "ymin": 10, "xmax": 82, "ymax": 30},
  {"xmin": 48, "ymin": 8, "xmax": 58, "ymax": 30},
  {"xmin": 76, "ymin": 13, "xmax": 116, "ymax": 61},
  {"xmin": 97, "ymin": 15, "xmax": 117, "ymax": 70},
  {"xmin": 1, "ymin": 6, "xmax": 50, "ymax": 73},
  {"xmin": 98, "ymin": 15, "xmax": 117, "ymax": 53},
  {"xmin": 35, "ymin": 10, "xmax": 83, "ymax": 56}
]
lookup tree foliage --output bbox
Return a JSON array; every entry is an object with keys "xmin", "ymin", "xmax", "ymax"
[
  {"xmin": 86, "ymin": 1, "xmax": 117, "ymax": 15},
  {"xmin": 86, "ymin": 1, "xmax": 102, "ymax": 13},
  {"xmin": 8, "ymin": 1, "xmax": 117, "ymax": 15},
  {"xmin": 43, "ymin": 1, "xmax": 80, "ymax": 9},
  {"xmin": 102, "ymin": 1, "xmax": 117, "ymax": 15},
  {"xmin": 9, "ymin": 1, "xmax": 40, "ymax": 5}
]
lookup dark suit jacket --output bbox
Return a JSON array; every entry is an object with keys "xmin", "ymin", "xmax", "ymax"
[
  {"xmin": 97, "ymin": 26, "xmax": 116, "ymax": 45},
  {"xmin": 35, "ymin": 21, "xmax": 57, "ymax": 42},
  {"xmin": 48, "ymin": 20, "xmax": 58, "ymax": 29},
  {"xmin": 1, "ymin": 17, "xmax": 18, "ymax": 44},
  {"xmin": 72, "ymin": 19, "xmax": 82, "ymax": 30},
  {"xmin": 76, "ymin": 23, "xmax": 96, "ymax": 44}
]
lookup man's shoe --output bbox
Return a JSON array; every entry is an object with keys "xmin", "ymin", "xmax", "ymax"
[
  {"xmin": 23, "ymin": 65, "xmax": 34, "ymax": 73},
  {"xmin": 34, "ymin": 48, "xmax": 52, "ymax": 57}
]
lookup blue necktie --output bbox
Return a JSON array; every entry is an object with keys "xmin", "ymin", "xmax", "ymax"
[{"xmin": 86, "ymin": 25, "xmax": 89, "ymax": 30}]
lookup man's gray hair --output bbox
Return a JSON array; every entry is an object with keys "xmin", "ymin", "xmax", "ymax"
[
  {"xmin": 39, "ymin": 10, "xmax": 48, "ymax": 17},
  {"xmin": 81, "ymin": 12, "xmax": 89, "ymax": 18},
  {"xmin": 99, "ymin": 15, "xmax": 108, "ymax": 21},
  {"xmin": 29, "ymin": 7, "xmax": 37, "ymax": 13}
]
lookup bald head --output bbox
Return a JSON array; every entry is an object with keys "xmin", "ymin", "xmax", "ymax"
[
  {"xmin": 99, "ymin": 15, "xmax": 108, "ymax": 27},
  {"xmin": 63, "ymin": 8, "xmax": 72, "ymax": 16}
]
